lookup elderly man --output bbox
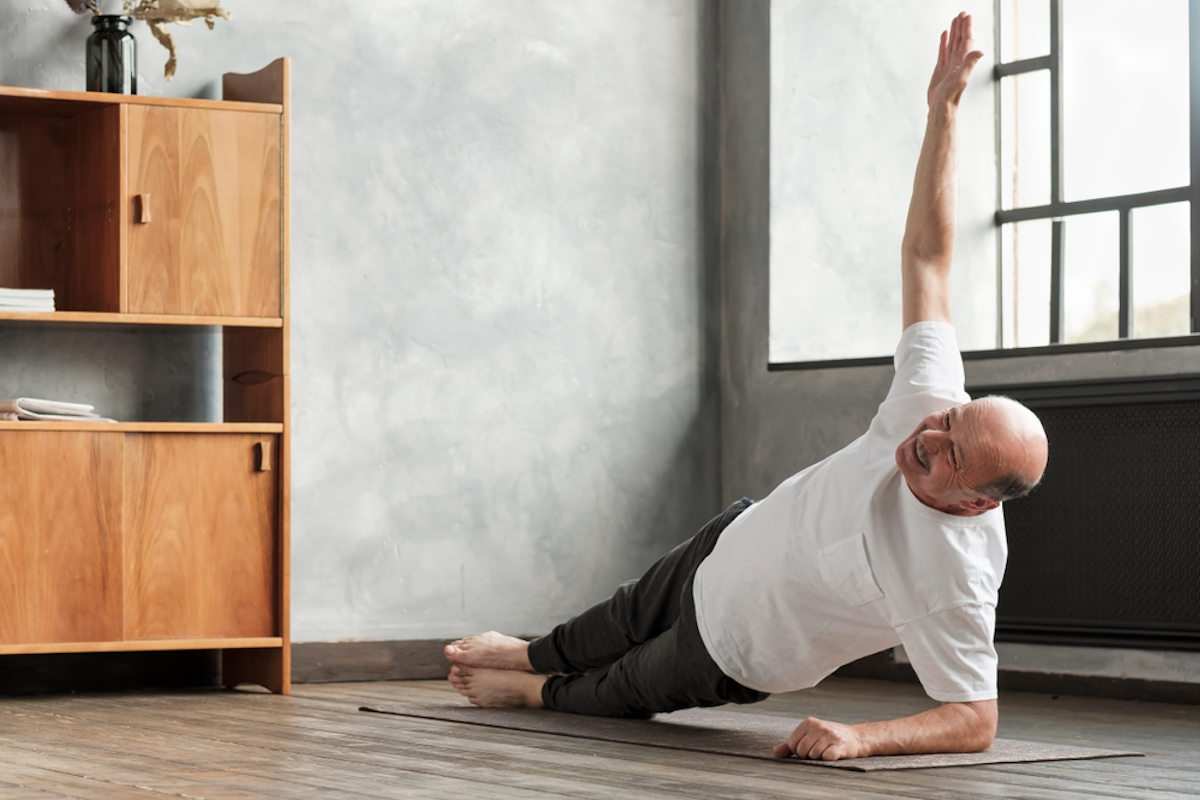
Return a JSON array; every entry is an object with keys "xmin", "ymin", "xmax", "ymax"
[{"xmin": 445, "ymin": 12, "xmax": 1048, "ymax": 761}]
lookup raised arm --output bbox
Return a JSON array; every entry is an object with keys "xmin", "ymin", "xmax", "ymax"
[{"xmin": 901, "ymin": 12, "xmax": 984, "ymax": 328}]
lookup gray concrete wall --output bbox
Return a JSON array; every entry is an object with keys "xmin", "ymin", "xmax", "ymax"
[{"xmin": 1, "ymin": 0, "xmax": 722, "ymax": 642}]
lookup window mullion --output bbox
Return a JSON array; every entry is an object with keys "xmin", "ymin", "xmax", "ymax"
[
  {"xmin": 1049, "ymin": 0, "xmax": 1063, "ymax": 206},
  {"xmin": 1119, "ymin": 208, "xmax": 1132, "ymax": 338},
  {"xmin": 1190, "ymin": 0, "xmax": 1200, "ymax": 332},
  {"xmin": 1049, "ymin": 0, "xmax": 1064, "ymax": 344},
  {"xmin": 995, "ymin": 55, "xmax": 1051, "ymax": 78},
  {"xmin": 1050, "ymin": 219, "xmax": 1065, "ymax": 344}
]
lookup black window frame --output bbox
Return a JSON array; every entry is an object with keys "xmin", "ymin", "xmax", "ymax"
[{"xmin": 994, "ymin": 0, "xmax": 1199, "ymax": 344}]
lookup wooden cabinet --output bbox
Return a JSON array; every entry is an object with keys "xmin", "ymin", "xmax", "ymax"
[
  {"xmin": 0, "ymin": 431, "xmax": 124, "ymax": 646},
  {"xmin": 0, "ymin": 61, "xmax": 291, "ymax": 694},
  {"xmin": 127, "ymin": 106, "xmax": 281, "ymax": 317},
  {"xmin": 124, "ymin": 433, "xmax": 279, "ymax": 641}
]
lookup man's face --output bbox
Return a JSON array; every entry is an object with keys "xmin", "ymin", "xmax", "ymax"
[{"xmin": 894, "ymin": 399, "xmax": 1010, "ymax": 515}]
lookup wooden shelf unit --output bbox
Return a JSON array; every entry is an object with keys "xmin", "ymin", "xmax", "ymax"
[{"xmin": 0, "ymin": 61, "xmax": 292, "ymax": 694}]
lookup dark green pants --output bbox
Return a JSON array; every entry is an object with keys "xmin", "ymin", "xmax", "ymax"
[{"xmin": 527, "ymin": 499, "xmax": 769, "ymax": 718}]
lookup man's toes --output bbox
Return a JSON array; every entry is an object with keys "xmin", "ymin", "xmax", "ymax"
[{"xmin": 448, "ymin": 670, "xmax": 471, "ymax": 692}]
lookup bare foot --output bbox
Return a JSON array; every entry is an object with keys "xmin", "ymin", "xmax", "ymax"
[
  {"xmin": 444, "ymin": 631, "xmax": 536, "ymax": 672},
  {"xmin": 448, "ymin": 664, "xmax": 546, "ymax": 709}
]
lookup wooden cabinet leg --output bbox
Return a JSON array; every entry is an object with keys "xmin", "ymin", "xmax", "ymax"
[{"xmin": 222, "ymin": 646, "xmax": 290, "ymax": 694}]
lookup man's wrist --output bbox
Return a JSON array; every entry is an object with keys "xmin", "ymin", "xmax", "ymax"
[
  {"xmin": 927, "ymin": 104, "xmax": 959, "ymax": 125},
  {"xmin": 847, "ymin": 721, "xmax": 881, "ymax": 758}
]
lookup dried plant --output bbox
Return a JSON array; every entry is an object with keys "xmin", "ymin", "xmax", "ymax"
[{"xmin": 64, "ymin": 0, "xmax": 231, "ymax": 81}]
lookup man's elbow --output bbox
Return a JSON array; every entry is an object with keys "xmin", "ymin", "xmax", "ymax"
[
  {"xmin": 901, "ymin": 230, "xmax": 954, "ymax": 267},
  {"xmin": 953, "ymin": 700, "xmax": 998, "ymax": 752},
  {"xmin": 967, "ymin": 718, "xmax": 997, "ymax": 753}
]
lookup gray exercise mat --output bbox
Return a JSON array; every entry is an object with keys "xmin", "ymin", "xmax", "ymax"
[{"xmin": 359, "ymin": 702, "xmax": 1142, "ymax": 771}]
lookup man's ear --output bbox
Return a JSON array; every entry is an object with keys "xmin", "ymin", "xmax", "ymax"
[
  {"xmin": 965, "ymin": 495, "xmax": 1001, "ymax": 514},
  {"xmin": 946, "ymin": 494, "xmax": 1001, "ymax": 516}
]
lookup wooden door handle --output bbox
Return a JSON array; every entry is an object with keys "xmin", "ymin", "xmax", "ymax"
[
  {"xmin": 256, "ymin": 441, "xmax": 272, "ymax": 472},
  {"xmin": 135, "ymin": 193, "xmax": 152, "ymax": 224}
]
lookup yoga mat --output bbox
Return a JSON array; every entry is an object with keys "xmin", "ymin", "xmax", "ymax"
[{"xmin": 360, "ymin": 703, "xmax": 1142, "ymax": 771}]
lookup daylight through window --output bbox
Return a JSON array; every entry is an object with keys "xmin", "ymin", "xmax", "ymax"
[{"xmin": 997, "ymin": 0, "xmax": 1195, "ymax": 348}]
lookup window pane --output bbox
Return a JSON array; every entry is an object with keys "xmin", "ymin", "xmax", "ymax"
[
  {"xmin": 1133, "ymin": 202, "xmax": 1191, "ymax": 338},
  {"xmin": 1062, "ymin": 211, "xmax": 1119, "ymax": 343},
  {"xmin": 1003, "ymin": 219, "xmax": 1053, "ymax": 348},
  {"xmin": 1062, "ymin": 0, "xmax": 1189, "ymax": 201},
  {"xmin": 1000, "ymin": 0, "xmax": 1050, "ymax": 63},
  {"xmin": 1000, "ymin": 70, "xmax": 1051, "ymax": 210}
]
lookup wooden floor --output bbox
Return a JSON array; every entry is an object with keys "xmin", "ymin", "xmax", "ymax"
[{"xmin": 1, "ymin": 676, "xmax": 1196, "ymax": 799}]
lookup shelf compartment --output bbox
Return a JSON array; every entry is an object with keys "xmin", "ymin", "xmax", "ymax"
[{"xmin": 0, "ymin": 104, "xmax": 121, "ymax": 313}]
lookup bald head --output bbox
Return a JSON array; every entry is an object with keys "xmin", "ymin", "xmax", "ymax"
[
  {"xmin": 969, "ymin": 396, "xmax": 1048, "ymax": 502},
  {"xmin": 895, "ymin": 395, "xmax": 1049, "ymax": 515}
]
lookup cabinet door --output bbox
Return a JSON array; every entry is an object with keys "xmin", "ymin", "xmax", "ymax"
[
  {"xmin": 127, "ymin": 106, "xmax": 281, "ymax": 317},
  {"xmin": 0, "ymin": 432, "xmax": 124, "ymax": 645},
  {"xmin": 123, "ymin": 434, "xmax": 277, "ymax": 640}
]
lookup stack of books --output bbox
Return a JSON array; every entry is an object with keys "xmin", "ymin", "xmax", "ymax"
[
  {"xmin": 0, "ymin": 398, "xmax": 116, "ymax": 422},
  {"xmin": 0, "ymin": 288, "xmax": 55, "ymax": 312}
]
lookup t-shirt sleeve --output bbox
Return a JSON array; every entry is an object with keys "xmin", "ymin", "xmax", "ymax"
[
  {"xmin": 896, "ymin": 603, "xmax": 999, "ymax": 703},
  {"xmin": 869, "ymin": 321, "xmax": 971, "ymax": 443}
]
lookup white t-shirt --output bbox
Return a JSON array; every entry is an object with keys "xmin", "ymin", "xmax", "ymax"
[{"xmin": 692, "ymin": 322, "xmax": 1006, "ymax": 703}]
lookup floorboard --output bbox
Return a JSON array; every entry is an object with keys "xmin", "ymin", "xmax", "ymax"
[{"xmin": 0, "ymin": 676, "xmax": 1193, "ymax": 799}]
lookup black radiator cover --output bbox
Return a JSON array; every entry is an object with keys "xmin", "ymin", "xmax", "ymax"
[{"xmin": 971, "ymin": 376, "xmax": 1200, "ymax": 651}]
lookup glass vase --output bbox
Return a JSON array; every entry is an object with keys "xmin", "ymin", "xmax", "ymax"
[{"xmin": 86, "ymin": 15, "xmax": 137, "ymax": 94}]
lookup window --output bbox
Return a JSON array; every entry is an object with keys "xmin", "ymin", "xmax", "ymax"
[
  {"xmin": 996, "ymin": 0, "xmax": 1195, "ymax": 347},
  {"xmin": 768, "ymin": 4, "xmax": 999, "ymax": 364}
]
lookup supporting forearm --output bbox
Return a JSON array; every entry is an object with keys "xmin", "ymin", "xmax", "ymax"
[
  {"xmin": 852, "ymin": 699, "xmax": 997, "ymax": 757},
  {"xmin": 774, "ymin": 699, "xmax": 997, "ymax": 761}
]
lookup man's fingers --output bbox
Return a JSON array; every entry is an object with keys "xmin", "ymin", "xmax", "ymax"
[
  {"xmin": 948, "ymin": 12, "xmax": 975, "ymax": 61},
  {"xmin": 802, "ymin": 737, "xmax": 824, "ymax": 760},
  {"xmin": 795, "ymin": 727, "xmax": 829, "ymax": 759},
  {"xmin": 818, "ymin": 742, "xmax": 848, "ymax": 761},
  {"xmin": 778, "ymin": 716, "xmax": 865, "ymax": 761}
]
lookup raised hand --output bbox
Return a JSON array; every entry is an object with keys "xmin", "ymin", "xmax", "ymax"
[{"xmin": 927, "ymin": 12, "xmax": 984, "ymax": 109}]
